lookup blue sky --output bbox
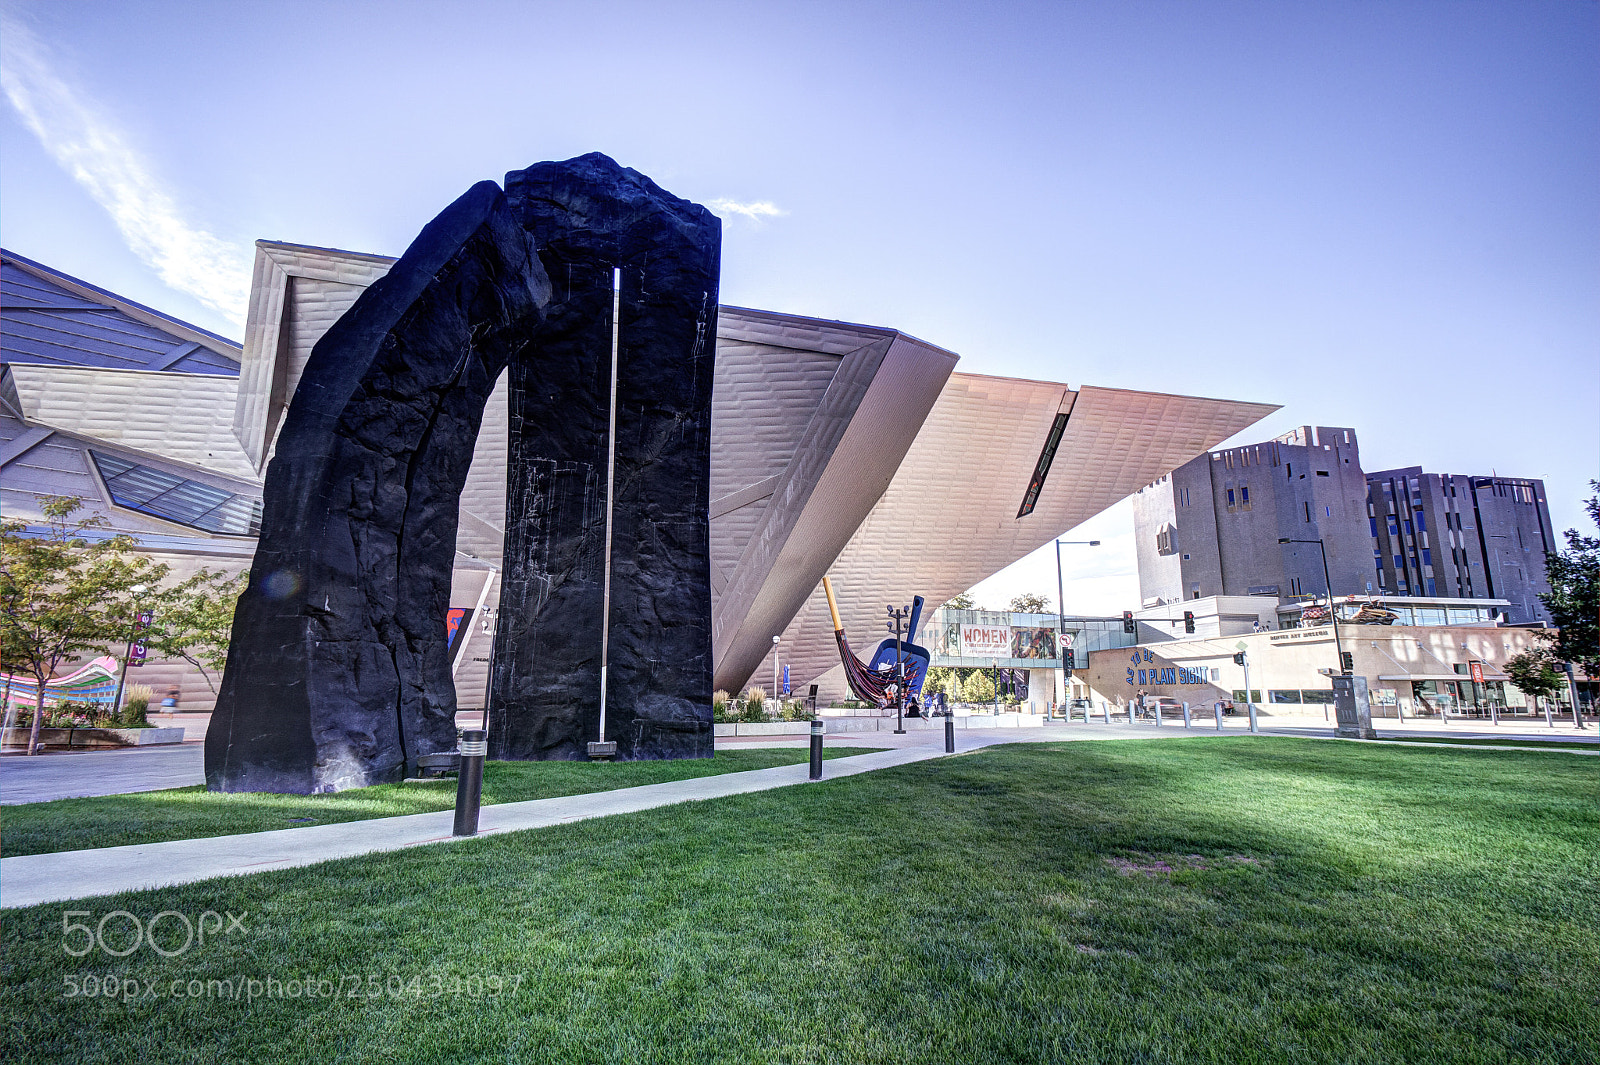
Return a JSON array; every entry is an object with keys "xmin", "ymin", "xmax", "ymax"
[{"xmin": 2, "ymin": 0, "xmax": 1595, "ymax": 613}]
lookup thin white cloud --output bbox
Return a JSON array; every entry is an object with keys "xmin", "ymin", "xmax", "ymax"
[
  {"xmin": 708, "ymin": 198, "xmax": 788, "ymax": 223},
  {"xmin": 0, "ymin": 16, "xmax": 249, "ymax": 326}
]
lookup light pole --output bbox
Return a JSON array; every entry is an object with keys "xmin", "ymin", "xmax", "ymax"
[
  {"xmin": 112, "ymin": 584, "xmax": 150, "ymax": 718},
  {"xmin": 886, "ymin": 604, "xmax": 910, "ymax": 734},
  {"xmin": 1279, "ymin": 538, "xmax": 1347, "ymax": 674},
  {"xmin": 1054, "ymin": 539, "xmax": 1101, "ymax": 716},
  {"xmin": 772, "ymin": 635, "xmax": 780, "ymax": 707}
]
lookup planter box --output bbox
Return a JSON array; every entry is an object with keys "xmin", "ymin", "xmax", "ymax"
[
  {"xmin": 1, "ymin": 726, "xmax": 185, "ymax": 748},
  {"xmin": 734, "ymin": 722, "xmax": 812, "ymax": 736},
  {"xmin": 822, "ymin": 717, "xmax": 886, "ymax": 733}
]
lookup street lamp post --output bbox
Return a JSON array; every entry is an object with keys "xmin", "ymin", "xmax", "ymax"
[
  {"xmin": 886, "ymin": 604, "xmax": 910, "ymax": 735},
  {"xmin": 772, "ymin": 635, "xmax": 780, "ymax": 707},
  {"xmin": 1279, "ymin": 538, "xmax": 1347, "ymax": 674},
  {"xmin": 112, "ymin": 584, "xmax": 150, "ymax": 718},
  {"xmin": 1054, "ymin": 539, "xmax": 1101, "ymax": 717}
]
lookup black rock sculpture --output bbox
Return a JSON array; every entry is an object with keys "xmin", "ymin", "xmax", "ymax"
[
  {"xmin": 490, "ymin": 156, "xmax": 719, "ymax": 763},
  {"xmin": 205, "ymin": 154, "xmax": 717, "ymax": 793}
]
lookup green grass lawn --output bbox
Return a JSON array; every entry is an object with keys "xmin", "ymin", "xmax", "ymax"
[
  {"xmin": 1379, "ymin": 735, "xmax": 1599, "ymax": 750},
  {"xmin": 2, "ymin": 737, "xmax": 1595, "ymax": 1064},
  {"xmin": 0, "ymin": 747, "xmax": 884, "ymax": 858}
]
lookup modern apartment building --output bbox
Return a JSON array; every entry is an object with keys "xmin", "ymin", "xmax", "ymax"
[
  {"xmin": 1366, "ymin": 467, "xmax": 1553, "ymax": 624},
  {"xmin": 1132, "ymin": 425, "xmax": 1371, "ymax": 605}
]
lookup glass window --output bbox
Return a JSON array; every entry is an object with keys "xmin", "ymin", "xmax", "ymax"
[
  {"xmin": 1226, "ymin": 488, "xmax": 1235, "ymax": 507},
  {"xmin": 1301, "ymin": 690, "xmax": 1336, "ymax": 705},
  {"xmin": 1418, "ymin": 608, "xmax": 1446, "ymax": 626},
  {"xmin": 1370, "ymin": 518, "xmax": 1378, "ymax": 537},
  {"xmin": 1269, "ymin": 690, "xmax": 1302, "ymax": 703},
  {"xmin": 90, "ymin": 450, "xmax": 262, "ymax": 537},
  {"xmin": 1240, "ymin": 485, "xmax": 1250, "ymax": 504}
]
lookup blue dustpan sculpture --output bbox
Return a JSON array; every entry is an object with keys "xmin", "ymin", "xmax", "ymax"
[{"xmin": 868, "ymin": 596, "xmax": 932, "ymax": 699}]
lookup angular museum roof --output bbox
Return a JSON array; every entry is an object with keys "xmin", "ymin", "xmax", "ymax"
[{"xmin": 1, "ymin": 242, "xmax": 1281, "ymax": 698}]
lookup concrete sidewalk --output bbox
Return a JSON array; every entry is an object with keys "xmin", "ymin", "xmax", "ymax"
[{"xmin": 0, "ymin": 745, "xmax": 951, "ymax": 909}]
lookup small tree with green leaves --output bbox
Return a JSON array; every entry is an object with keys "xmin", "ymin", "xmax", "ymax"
[
  {"xmin": 1505, "ymin": 638, "xmax": 1566, "ymax": 707},
  {"xmin": 1, "ymin": 496, "xmax": 248, "ymax": 753},
  {"xmin": 142, "ymin": 569, "xmax": 248, "ymax": 693},
  {"xmin": 924, "ymin": 666, "xmax": 956, "ymax": 701},
  {"xmin": 1008, "ymin": 592, "xmax": 1052, "ymax": 614},
  {"xmin": 1, "ymin": 497, "xmax": 164, "ymax": 754},
  {"xmin": 963, "ymin": 668, "xmax": 995, "ymax": 705},
  {"xmin": 1539, "ymin": 482, "xmax": 1599, "ymax": 678},
  {"xmin": 941, "ymin": 592, "xmax": 976, "ymax": 611}
]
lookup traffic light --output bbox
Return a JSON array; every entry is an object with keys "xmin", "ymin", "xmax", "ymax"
[
  {"xmin": 1232, "ymin": 652, "xmax": 1246, "ymax": 666},
  {"xmin": 1183, "ymin": 610, "xmax": 1195, "ymax": 634},
  {"xmin": 1340, "ymin": 651, "xmax": 1354, "ymax": 674},
  {"xmin": 1122, "ymin": 610, "xmax": 1135, "ymax": 634}
]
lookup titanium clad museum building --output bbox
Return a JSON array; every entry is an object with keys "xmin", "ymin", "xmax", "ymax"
[{"xmin": 1, "ymin": 245, "xmax": 1277, "ymax": 711}]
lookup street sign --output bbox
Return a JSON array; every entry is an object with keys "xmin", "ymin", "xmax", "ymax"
[
  {"xmin": 1057, "ymin": 632, "xmax": 1075, "ymax": 650},
  {"xmin": 1235, "ymin": 641, "xmax": 1249, "ymax": 652},
  {"xmin": 1469, "ymin": 661, "xmax": 1484, "ymax": 684}
]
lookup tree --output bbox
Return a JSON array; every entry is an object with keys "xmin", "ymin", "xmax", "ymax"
[
  {"xmin": 143, "ymin": 569, "xmax": 248, "ymax": 693},
  {"xmin": 1008, "ymin": 592, "xmax": 1052, "ymax": 613},
  {"xmin": 942, "ymin": 592, "xmax": 976, "ymax": 610},
  {"xmin": 0, "ymin": 496, "xmax": 246, "ymax": 754},
  {"xmin": 1539, "ymin": 482, "xmax": 1599, "ymax": 676},
  {"xmin": 1, "ymin": 497, "xmax": 163, "ymax": 754},
  {"xmin": 1504, "ymin": 639, "xmax": 1566, "ymax": 705},
  {"xmin": 963, "ymin": 667, "xmax": 995, "ymax": 704}
]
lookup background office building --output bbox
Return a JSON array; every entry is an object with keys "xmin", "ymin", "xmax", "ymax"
[
  {"xmin": 1134, "ymin": 425, "xmax": 1556, "ymax": 627},
  {"xmin": 1132, "ymin": 425, "xmax": 1372, "ymax": 605},
  {"xmin": 1366, "ymin": 467, "xmax": 1553, "ymax": 624}
]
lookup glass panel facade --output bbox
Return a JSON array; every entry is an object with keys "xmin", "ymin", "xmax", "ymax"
[{"xmin": 90, "ymin": 450, "xmax": 262, "ymax": 537}]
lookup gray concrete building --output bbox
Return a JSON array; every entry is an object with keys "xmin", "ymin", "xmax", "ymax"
[
  {"xmin": 1132, "ymin": 425, "xmax": 1371, "ymax": 606},
  {"xmin": 1366, "ymin": 467, "xmax": 1553, "ymax": 624}
]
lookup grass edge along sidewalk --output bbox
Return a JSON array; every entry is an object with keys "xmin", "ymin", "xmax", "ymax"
[
  {"xmin": 0, "ymin": 746, "xmax": 888, "ymax": 857},
  {"xmin": 3, "ymin": 738, "xmax": 1594, "ymax": 1065},
  {"xmin": 0, "ymin": 747, "xmax": 934, "ymax": 909}
]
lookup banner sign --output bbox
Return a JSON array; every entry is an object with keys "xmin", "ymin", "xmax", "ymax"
[
  {"xmin": 782, "ymin": 665, "xmax": 791, "ymax": 695},
  {"xmin": 128, "ymin": 611, "xmax": 153, "ymax": 667},
  {"xmin": 1468, "ymin": 661, "xmax": 1484, "ymax": 684},
  {"xmin": 960, "ymin": 625, "xmax": 1011, "ymax": 658},
  {"xmin": 445, "ymin": 607, "xmax": 468, "ymax": 651},
  {"xmin": 1010, "ymin": 626, "xmax": 1058, "ymax": 660}
]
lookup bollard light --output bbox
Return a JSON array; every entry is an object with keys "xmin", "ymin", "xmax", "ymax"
[
  {"xmin": 453, "ymin": 729, "xmax": 487, "ymax": 837},
  {"xmin": 1182, "ymin": 701, "xmax": 1191, "ymax": 729},
  {"xmin": 944, "ymin": 711, "xmax": 955, "ymax": 754},
  {"xmin": 808, "ymin": 719, "xmax": 824, "ymax": 780}
]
